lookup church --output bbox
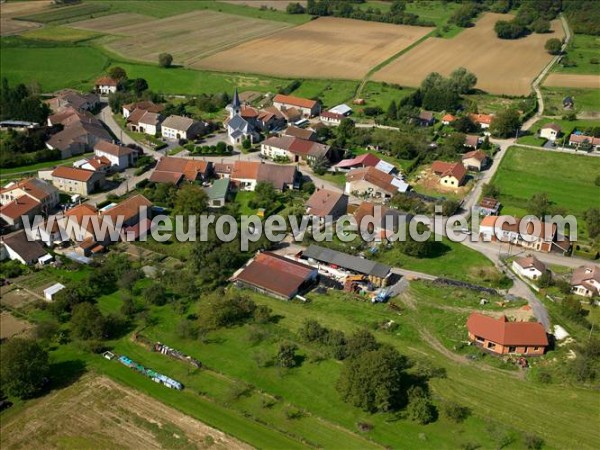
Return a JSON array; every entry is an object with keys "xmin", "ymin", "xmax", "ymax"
[{"xmin": 225, "ymin": 88, "xmax": 260, "ymax": 146}]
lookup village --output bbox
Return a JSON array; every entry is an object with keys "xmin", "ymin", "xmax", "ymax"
[{"xmin": 1, "ymin": 1, "xmax": 599, "ymax": 449}]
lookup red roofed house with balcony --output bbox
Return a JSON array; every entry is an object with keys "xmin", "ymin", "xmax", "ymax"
[
  {"xmin": 232, "ymin": 251, "xmax": 318, "ymax": 300},
  {"xmin": 431, "ymin": 161, "xmax": 467, "ymax": 187},
  {"xmin": 273, "ymin": 94, "xmax": 321, "ymax": 118},
  {"xmin": 467, "ymin": 313, "xmax": 548, "ymax": 356}
]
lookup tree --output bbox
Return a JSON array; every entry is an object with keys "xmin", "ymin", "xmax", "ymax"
[
  {"xmin": 441, "ymin": 199, "xmax": 460, "ymax": 215},
  {"xmin": 310, "ymin": 154, "xmax": 329, "ymax": 175},
  {"xmin": 173, "ymin": 184, "xmax": 208, "ymax": 217},
  {"xmin": 242, "ymin": 138, "xmax": 251, "ymax": 150},
  {"xmin": 345, "ymin": 329, "xmax": 379, "ymax": 359},
  {"xmin": 158, "ymin": 53, "xmax": 174, "ymax": 68},
  {"xmin": 336, "ymin": 346, "xmax": 408, "ymax": 412},
  {"xmin": 441, "ymin": 401, "xmax": 470, "ymax": 423},
  {"xmin": 250, "ymin": 182, "xmax": 279, "ymax": 210},
  {"xmin": 528, "ymin": 192, "xmax": 551, "ymax": 218},
  {"xmin": 406, "ymin": 386, "xmax": 436, "ymax": 424},
  {"xmin": 495, "ymin": 20, "xmax": 528, "ymax": 39},
  {"xmin": 276, "ymin": 342, "xmax": 299, "ymax": 368},
  {"xmin": 0, "ymin": 338, "xmax": 49, "ymax": 399},
  {"xmin": 286, "ymin": 2, "xmax": 306, "ymax": 14},
  {"xmin": 386, "ymin": 100, "xmax": 398, "ymax": 120},
  {"xmin": 449, "ymin": 67, "xmax": 477, "ymax": 94},
  {"xmin": 584, "ymin": 207, "xmax": 600, "ymax": 238},
  {"xmin": 132, "ymin": 78, "xmax": 148, "ymax": 95},
  {"xmin": 108, "ymin": 66, "xmax": 127, "ymax": 81},
  {"xmin": 143, "ymin": 282, "xmax": 167, "ymax": 306},
  {"xmin": 71, "ymin": 303, "xmax": 106, "ymax": 340},
  {"xmin": 482, "ymin": 183, "xmax": 501, "ymax": 199},
  {"xmin": 490, "ymin": 108, "xmax": 521, "ymax": 138},
  {"xmin": 532, "ymin": 18, "xmax": 551, "ymax": 33},
  {"xmin": 523, "ymin": 433, "xmax": 544, "ymax": 450},
  {"xmin": 545, "ymin": 38, "xmax": 562, "ymax": 55},
  {"xmin": 452, "ymin": 115, "xmax": 478, "ymax": 133}
]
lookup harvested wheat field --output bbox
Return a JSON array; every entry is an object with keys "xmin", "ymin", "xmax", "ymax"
[
  {"xmin": 197, "ymin": 17, "xmax": 433, "ymax": 79},
  {"xmin": 373, "ymin": 13, "xmax": 565, "ymax": 95},
  {"xmin": 544, "ymin": 73, "xmax": 600, "ymax": 89},
  {"xmin": 0, "ymin": 0, "xmax": 52, "ymax": 35},
  {"xmin": 1, "ymin": 375, "xmax": 251, "ymax": 450},
  {"xmin": 78, "ymin": 10, "xmax": 292, "ymax": 66},
  {"xmin": 221, "ymin": 0, "xmax": 306, "ymax": 10},
  {"xmin": 69, "ymin": 12, "xmax": 156, "ymax": 35}
]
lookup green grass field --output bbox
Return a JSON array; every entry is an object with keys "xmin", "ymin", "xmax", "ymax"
[
  {"xmin": 22, "ymin": 26, "xmax": 102, "ymax": 43},
  {"xmin": 541, "ymin": 86, "xmax": 600, "ymax": 115},
  {"xmin": 0, "ymin": 155, "xmax": 89, "ymax": 183},
  {"xmin": 554, "ymin": 33, "xmax": 600, "ymax": 75},
  {"xmin": 491, "ymin": 146, "xmax": 600, "ymax": 219},
  {"xmin": 517, "ymin": 118, "xmax": 600, "ymax": 147},
  {"xmin": 16, "ymin": 2, "xmax": 111, "ymax": 24}
]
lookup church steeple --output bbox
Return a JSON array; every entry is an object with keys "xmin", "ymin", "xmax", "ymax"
[{"xmin": 232, "ymin": 88, "xmax": 241, "ymax": 110}]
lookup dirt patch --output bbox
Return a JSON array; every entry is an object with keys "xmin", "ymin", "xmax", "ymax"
[
  {"xmin": 0, "ymin": 1, "xmax": 52, "ymax": 36},
  {"xmin": 487, "ymin": 305, "xmax": 534, "ymax": 322},
  {"xmin": 543, "ymin": 73, "xmax": 600, "ymax": 89},
  {"xmin": 197, "ymin": 16, "xmax": 433, "ymax": 79},
  {"xmin": 77, "ymin": 10, "xmax": 292, "ymax": 67},
  {"xmin": 0, "ymin": 375, "xmax": 252, "ymax": 450},
  {"xmin": 0, "ymin": 284, "xmax": 38, "ymax": 309},
  {"xmin": 0, "ymin": 312, "xmax": 33, "ymax": 340},
  {"xmin": 220, "ymin": 0, "xmax": 306, "ymax": 11},
  {"xmin": 373, "ymin": 13, "xmax": 565, "ymax": 95}
]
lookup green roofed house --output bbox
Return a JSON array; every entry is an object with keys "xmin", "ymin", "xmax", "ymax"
[{"xmin": 204, "ymin": 178, "xmax": 230, "ymax": 208}]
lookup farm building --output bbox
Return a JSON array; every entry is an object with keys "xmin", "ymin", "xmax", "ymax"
[
  {"xmin": 300, "ymin": 244, "xmax": 391, "ymax": 287},
  {"xmin": 328, "ymin": 104, "xmax": 352, "ymax": 116},
  {"xmin": 466, "ymin": 313, "xmax": 548, "ymax": 356},
  {"xmin": 478, "ymin": 215, "xmax": 570, "ymax": 254},
  {"xmin": 540, "ymin": 123, "xmax": 561, "ymax": 141},
  {"xmin": 232, "ymin": 251, "xmax": 318, "ymax": 300},
  {"xmin": 431, "ymin": 161, "xmax": 467, "ymax": 187},
  {"xmin": 94, "ymin": 141, "xmax": 137, "ymax": 170},
  {"xmin": 260, "ymin": 136, "xmax": 331, "ymax": 163},
  {"xmin": 462, "ymin": 150, "xmax": 489, "ymax": 171},
  {"xmin": 44, "ymin": 283, "xmax": 66, "ymax": 301},
  {"xmin": 273, "ymin": 94, "xmax": 321, "ymax": 118},
  {"xmin": 95, "ymin": 76, "xmax": 118, "ymax": 95},
  {"xmin": 45, "ymin": 115, "xmax": 112, "ymax": 159},
  {"xmin": 161, "ymin": 115, "xmax": 206, "ymax": 141},
  {"xmin": 570, "ymin": 265, "xmax": 600, "ymax": 298},
  {"xmin": 149, "ymin": 157, "xmax": 212, "ymax": 185},
  {"xmin": 512, "ymin": 255, "xmax": 547, "ymax": 281},
  {"xmin": 305, "ymin": 189, "xmax": 349, "ymax": 222},
  {"xmin": 333, "ymin": 153, "xmax": 381, "ymax": 172},
  {"xmin": 283, "ymin": 126, "xmax": 317, "ymax": 142},
  {"xmin": 46, "ymin": 89, "xmax": 99, "ymax": 112},
  {"xmin": 48, "ymin": 166, "xmax": 105, "ymax": 196}
]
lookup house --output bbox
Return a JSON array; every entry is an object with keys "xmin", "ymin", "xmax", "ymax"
[
  {"xmin": 280, "ymin": 107, "xmax": 302, "ymax": 123},
  {"xmin": 127, "ymin": 109, "xmax": 163, "ymax": 136},
  {"xmin": 47, "ymin": 107, "xmax": 90, "ymax": 127},
  {"xmin": 461, "ymin": 150, "xmax": 489, "ymax": 171},
  {"xmin": 441, "ymin": 114, "xmax": 456, "ymax": 125},
  {"xmin": 46, "ymin": 115, "xmax": 113, "ymax": 159},
  {"xmin": 320, "ymin": 111, "xmax": 345, "ymax": 125},
  {"xmin": 232, "ymin": 251, "xmax": 318, "ymax": 300},
  {"xmin": 50, "ymin": 166, "xmax": 105, "ymax": 195},
  {"xmin": 44, "ymin": 283, "xmax": 65, "ymax": 301},
  {"xmin": 540, "ymin": 123, "xmax": 561, "ymax": 141},
  {"xmin": 1, "ymin": 230, "xmax": 49, "ymax": 265},
  {"xmin": 353, "ymin": 201, "xmax": 413, "ymax": 240},
  {"xmin": 149, "ymin": 157, "xmax": 212, "ymax": 184},
  {"xmin": 300, "ymin": 244, "xmax": 391, "ymax": 287},
  {"xmin": 512, "ymin": 255, "xmax": 547, "ymax": 280},
  {"xmin": 476, "ymin": 197, "xmax": 501, "ymax": 216},
  {"xmin": 256, "ymin": 106, "xmax": 286, "ymax": 130},
  {"xmin": 570, "ymin": 265, "xmax": 600, "ymax": 298},
  {"xmin": 225, "ymin": 89, "xmax": 260, "ymax": 145},
  {"xmin": 467, "ymin": 313, "xmax": 548, "ymax": 356},
  {"xmin": 416, "ymin": 110, "xmax": 435, "ymax": 127},
  {"xmin": 305, "ymin": 189, "xmax": 348, "ymax": 222},
  {"xmin": 122, "ymin": 101, "xmax": 163, "ymax": 119},
  {"xmin": 94, "ymin": 141, "xmax": 137, "ymax": 170},
  {"xmin": 345, "ymin": 166, "xmax": 408, "ymax": 198},
  {"xmin": 161, "ymin": 115, "xmax": 206, "ymax": 141},
  {"xmin": 74, "ymin": 155, "xmax": 111, "ymax": 173},
  {"xmin": 283, "ymin": 126, "xmax": 317, "ymax": 141},
  {"xmin": 104, "ymin": 195, "xmax": 153, "ymax": 241},
  {"xmin": 478, "ymin": 215, "xmax": 570, "ymax": 253},
  {"xmin": 25, "ymin": 217, "xmax": 67, "ymax": 247},
  {"xmin": 568, "ymin": 133, "xmax": 600, "ymax": 150},
  {"xmin": 272, "ymin": 94, "xmax": 321, "ymax": 118},
  {"xmin": 470, "ymin": 113, "xmax": 494, "ymax": 129},
  {"xmin": 46, "ymin": 89, "xmax": 99, "ymax": 112},
  {"xmin": 204, "ymin": 178, "xmax": 230, "ymax": 208},
  {"xmin": 213, "ymin": 162, "xmax": 234, "ymax": 179},
  {"xmin": 230, "ymin": 161, "xmax": 300, "ymax": 191},
  {"xmin": 95, "ymin": 76, "xmax": 118, "ymax": 95},
  {"xmin": 431, "ymin": 161, "xmax": 467, "ymax": 187},
  {"xmin": 260, "ymin": 136, "xmax": 331, "ymax": 163},
  {"xmin": 333, "ymin": 153, "xmax": 381, "ymax": 172},
  {"xmin": 0, "ymin": 178, "xmax": 59, "ymax": 228},
  {"xmin": 328, "ymin": 104, "xmax": 352, "ymax": 117},
  {"xmin": 59, "ymin": 203, "xmax": 99, "ymax": 244},
  {"xmin": 463, "ymin": 134, "xmax": 480, "ymax": 149}
]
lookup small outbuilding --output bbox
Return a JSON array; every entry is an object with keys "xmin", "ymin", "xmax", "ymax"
[{"xmin": 44, "ymin": 283, "xmax": 66, "ymax": 301}]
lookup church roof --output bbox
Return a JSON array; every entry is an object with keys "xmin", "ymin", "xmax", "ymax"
[{"xmin": 228, "ymin": 115, "xmax": 248, "ymax": 131}]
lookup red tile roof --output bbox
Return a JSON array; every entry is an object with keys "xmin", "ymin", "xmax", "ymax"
[
  {"xmin": 152, "ymin": 157, "xmax": 210, "ymax": 182},
  {"xmin": 234, "ymin": 251, "xmax": 315, "ymax": 298},
  {"xmin": 306, "ymin": 189, "xmax": 346, "ymax": 218},
  {"xmin": 514, "ymin": 255, "xmax": 546, "ymax": 273},
  {"xmin": 273, "ymin": 94, "xmax": 318, "ymax": 109},
  {"xmin": 467, "ymin": 313, "xmax": 548, "ymax": 346},
  {"xmin": 442, "ymin": 114, "xmax": 456, "ymax": 122},
  {"xmin": 335, "ymin": 153, "xmax": 381, "ymax": 169},
  {"xmin": 0, "ymin": 195, "xmax": 40, "ymax": 220},
  {"xmin": 345, "ymin": 166, "xmax": 397, "ymax": 194},
  {"xmin": 462, "ymin": 149, "xmax": 487, "ymax": 162},
  {"xmin": 431, "ymin": 161, "xmax": 467, "ymax": 182},
  {"xmin": 52, "ymin": 166, "xmax": 96, "ymax": 182},
  {"xmin": 102, "ymin": 195, "xmax": 152, "ymax": 223},
  {"xmin": 94, "ymin": 140, "xmax": 134, "ymax": 157},
  {"xmin": 95, "ymin": 76, "xmax": 118, "ymax": 86},
  {"xmin": 469, "ymin": 113, "xmax": 494, "ymax": 125}
]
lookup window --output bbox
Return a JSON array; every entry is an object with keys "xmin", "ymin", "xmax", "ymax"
[
  {"xmin": 508, "ymin": 346, "xmax": 516, "ymax": 353},
  {"xmin": 534, "ymin": 346, "xmax": 539, "ymax": 351}
]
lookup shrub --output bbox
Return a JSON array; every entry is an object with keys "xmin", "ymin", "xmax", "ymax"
[
  {"xmin": 523, "ymin": 433, "xmax": 544, "ymax": 449},
  {"xmin": 441, "ymin": 401, "xmax": 470, "ymax": 423},
  {"xmin": 158, "ymin": 53, "xmax": 173, "ymax": 68}
]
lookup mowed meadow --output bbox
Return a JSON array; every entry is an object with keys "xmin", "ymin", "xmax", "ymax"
[
  {"xmin": 372, "ymin": 13, "xmax": 565, "ymax": 95},
  {"xmin": 491, "ymin": 146, "xmax": 600, "ymax": 219},
  {"xmin": 196, "ymin": 16, "xmax": 434, "ymax": 79}
]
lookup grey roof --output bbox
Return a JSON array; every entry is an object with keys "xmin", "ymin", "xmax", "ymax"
[
  {"xmin": 2, "ymin": 230, "xmax": 48, "ymax": 263},
  {"xmin": 302, "ymin": 244, "xmax": 391, "ymax": 278},
  {"xmin": 162, "ymin": 115, "xmax": 195, "ymax": 131},
  {"xmin": 228, "ymin": 115, "xmax": 247, "ymax": 131},
  {"xmin": 232, "ymin": 88, "xmax": 241, "ymax": 109}
]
